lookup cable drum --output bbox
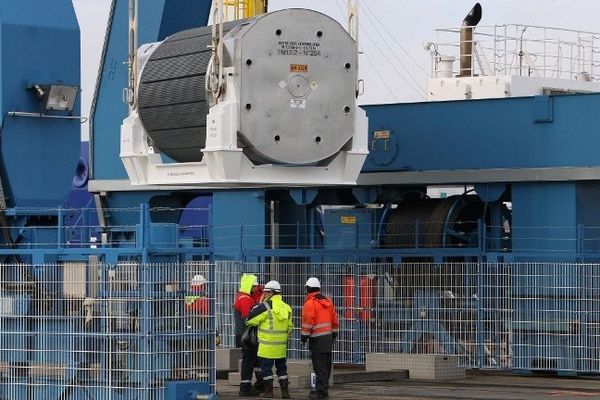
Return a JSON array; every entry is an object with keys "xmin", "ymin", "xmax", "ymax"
[
  {"xmin": 384, "ymin": 195, "xmax": 485, "ymax": 249},
  {"xmin": 384, "ymin": 199, "xmax": 439, "ymax": 248},
  {"xmin": 137, "ymin": 22, "xmax": 241, "ymax": 162}
]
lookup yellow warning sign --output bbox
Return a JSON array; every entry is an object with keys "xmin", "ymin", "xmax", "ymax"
[
  {"xmin": 290, "ymin": 64, "xmax": 309, "ymax": 73},
  {"xmin": 341, "ymin": 216, "xmax": 357, "ymax": 224},
  {"xmin": 374, "ymin": 130, "xmax": 391, "ymax": 139}
]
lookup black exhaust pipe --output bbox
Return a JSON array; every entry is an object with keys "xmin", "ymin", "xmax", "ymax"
[{"xmin": 460, "ymin": 3, "xmax": 482, "ymax": 77}]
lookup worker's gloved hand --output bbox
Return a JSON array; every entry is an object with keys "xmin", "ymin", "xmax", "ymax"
[
  {"xmin": 300, "ymin": 336, "xmax": 308, "ymax": 349},
  {"xmin": 332, "ymin": 332, "xmax": 338, "ymax": 344}
]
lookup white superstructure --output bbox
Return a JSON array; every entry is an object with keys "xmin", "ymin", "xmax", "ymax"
[{"xmin": 426, "ymin": 23, "xmax": 600, "ymax": 101}]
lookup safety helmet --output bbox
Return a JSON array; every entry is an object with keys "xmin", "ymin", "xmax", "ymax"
[
  {"xmin": 305, "ymin": 277, "xmax": 321, "ymax": 289},
  {"xmin": 264, "ymin": 280, "xmax": 282, "ymax": 292},
  {"xmin": 192, "ymin": 274, "xmax": 207, "ymax": 285},
  {"xmin": 191, "ymin": 274, "xmax": 207, "ymax": 291}
]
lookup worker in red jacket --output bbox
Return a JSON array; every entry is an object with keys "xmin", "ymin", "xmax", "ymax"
[
  {"xmin": 301, "ymin": 277, "xmax": 339, "ymax": 400},
  {"xmin": 233, "ymin": 273, "xmax": 264, "ymax": 396},
  {"xmin": 184, "ymin": 274, "xmax": 210, "ymax": 315}
]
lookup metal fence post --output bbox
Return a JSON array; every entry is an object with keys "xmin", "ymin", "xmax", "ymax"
[
  {"xmin": 57, "ymin": 206, "xmax": 63, "ymax": 248},
  {"xmin": 240, "ymin": 225, "xmax": 245, "ymax": 259},
  {"xmin": 477, "ymin": 261, "xmax": 485, "ymax": 368},
  {"xmin": 415, "ymin": 220, "xmax": 420, "ymax": 248},
  {"xmin": 208, "ymin": 261, "xmax": 217, "ymax": 393},
  {"xmin": 352, "ymin": 262, "xmax": 361, "ymax": 363},
  {"xmin": 141, "ymin": 204, "xmax": 150, "ymax": 265},
  {"xmin": 577, "ymin": 224, "xmax": 584, "ymax": 255},
  {"xmin": 141, "ymin": 262, "xmax": 150, "ymax": 398},
  {"xmin": 479, "ymin": 220, "xmax": 486, "ymax": 253}
]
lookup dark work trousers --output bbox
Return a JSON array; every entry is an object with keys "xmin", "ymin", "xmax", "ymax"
[
  {"xmin": 311, "ymin": 351, "xmax": 332, "ymax": 396},
  {"xmin": 240, "ymin": 344, "xmax": 260, "ymax": 388},
  {"xmin": 258, "ymin": 357, "xmax": 288, "ymax": 381}
]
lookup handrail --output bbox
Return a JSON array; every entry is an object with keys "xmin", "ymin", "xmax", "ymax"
[{"xmin": 429, "ymin": 23, "xmax": 600, "ymax": 80}]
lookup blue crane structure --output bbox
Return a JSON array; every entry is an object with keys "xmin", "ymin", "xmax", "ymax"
[{"xmin": 1, "ymin": 1, "xmax": 600, "ymax": 399}]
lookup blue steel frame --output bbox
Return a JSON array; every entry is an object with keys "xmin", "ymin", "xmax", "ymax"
[
  {"xmin": 231, "ymin": 222, "xmax": 600, "ymax": 263},
  {"xmin": 362, "ymin": 94, "xmax": 600, "ymax": 173},
  {"xmin": 0, "ymin": 205, "xmax": 217, "ymax": 400},
  {"xmin": 90, "ymin": 0, "xmax": 212, "ymax": 181},
  {"xmin": 0, "ymin": 0, "xmax": 80, "ymax": 209},
  {"xmin": 7, "ymin": 0, "xmax": 600, "ymax": 381}
]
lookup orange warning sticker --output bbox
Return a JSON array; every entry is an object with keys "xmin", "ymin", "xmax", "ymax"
[
  {"xmin": 341, "ymin": 216, "xmax": 357, "ymax": 224},
  {"xmin": 374, "ymin": 130, "xmax": 391, "ymax": 139},
  {"xmin": 290, "ymin": 64, "xmax": 309, "ymax": 73}
]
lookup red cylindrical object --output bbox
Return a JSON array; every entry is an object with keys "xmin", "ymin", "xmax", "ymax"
[
  {"xmin": 344, "ymin": 275, "xmax": 377, "ymax": 321},
  {"xmin": 344, "ymin": 276, "xmax": 355, "ymax": 320},
  {"xmin": 359, "ymin": 276, "xmax": 376, "ymax": 321}
]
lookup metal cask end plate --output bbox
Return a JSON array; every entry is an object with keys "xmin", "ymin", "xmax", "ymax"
[{"xmin": 237, "ymin": 9, "xmax": 357, "ymax": 165}]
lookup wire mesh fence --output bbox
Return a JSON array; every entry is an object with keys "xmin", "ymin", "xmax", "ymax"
[
  {"xmin": 0, "ymin": 262, "xmax": 216, "ymax": 400},
  {"xmin": 217, "ymin": 261, "xmax": 600, "ymax": 373},
  {"xmin": 2, "ymin": 259, "xmax": 599, "ymax": 399}
]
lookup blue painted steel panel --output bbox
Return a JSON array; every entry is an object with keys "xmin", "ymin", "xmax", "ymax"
[
  {"xmin": 91, "ymin": 0, "xmax": 211, "ymax": 181},
  {"xmin": 533, "ymin": 95, "xmax": 553, "ymax": 123},
  {"xmin": 212, "ymin": 191, "xmax": 266, "ymax": 260},
  {"xmin": 362, "ymin": 94, "xmax": 600, "ymax": 172},
  {"xmin": 0, "ymin": 0, "xmax": 80, "ymax": 208},
  {"xmin": 322, "ymin": 209, "xmax": 375, "ymax": 258},
  {"xmin": 165, "ymin": 380, "xmax": 214, "ymax": 400},
  {"xmin": 66, "ymin": 142, "xmax": 94, "ymax": 212},
  {"xmin": 180, "ymin": 195, "xmax": 211, "ymax": 246},
  {"xmin": 512, "ymin": 183, "xmax": 577, "ymax": 257},
  {"xmin": 576, "ymin": 183, "xmax": 600, "ymax": 254}
]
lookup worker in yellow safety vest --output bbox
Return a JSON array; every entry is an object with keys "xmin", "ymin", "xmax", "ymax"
[{"xmin": 246, "ymin": 280, "xmax": 293, "ymax": 398}]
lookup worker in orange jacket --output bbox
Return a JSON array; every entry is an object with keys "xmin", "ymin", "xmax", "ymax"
[{"xmin": 301, "ymin": 277, "xmax": 339, "ymax": 400}]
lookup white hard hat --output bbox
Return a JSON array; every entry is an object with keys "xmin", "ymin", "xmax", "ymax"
[
  {"xmin": 305, "ymin": 277, "xmax": 321, "ymax": 289},
  {"xmin": 264, "ymin": 280, "xmax": 281, "ymax": 292},
  {"xmin": 192, "ymin": 274, "xmax": 207, "ymax": 285}
]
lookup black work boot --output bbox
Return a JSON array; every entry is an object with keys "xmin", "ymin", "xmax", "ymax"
[
  {"xmin": 253, "ymin": 374, "xmax": 266, "ymax": 393},
  {"xmin": 239, "ymin": 382, "xmax": 260, "ymax": 397},
  {"xmin": 280, "ymin": 378, "xmax": 290, "ymax": 399},
  {"xmin": 261, "ymin": 380, "xmax": 274, "ymax": 398}
]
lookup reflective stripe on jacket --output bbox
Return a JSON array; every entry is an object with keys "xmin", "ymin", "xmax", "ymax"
[
  {"xmin": 246, "ymin": 294, "xmax": 293, "ymax": 359},
  {"xmin": 184, "ymin": 295, "xmax": 210, "ymax": 315},
  {"xmin": 301, "ymin": 292, "xmax": 339, "ymax": 339}
]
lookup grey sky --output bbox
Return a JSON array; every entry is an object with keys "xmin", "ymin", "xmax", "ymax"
[{"xmin": 72, "ymin": 0, "xmax": 600, "ymax": 139}]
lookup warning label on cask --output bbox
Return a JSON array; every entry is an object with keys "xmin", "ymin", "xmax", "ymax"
[{"xmin": 290, "ymin": 64, "xmax": 309, "ymax": 72}]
